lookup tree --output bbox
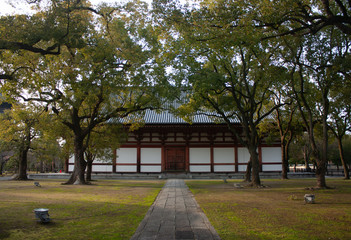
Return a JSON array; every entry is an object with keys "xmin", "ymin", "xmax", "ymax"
[
  {"xmin": 289, "ymin": 132, "xmax": 313, "ymax": 171},
  {"xmin": 264, "ymin": 76, "xmax": 304, "ymax": 179},
  {"xmin": 251, "ymin": 0, "xmax": 351, "ymax": 38},
  {"xmin": 279, "ymin": 25, "xmax": 350, "ymax": 188},
  {"xmin": 31, "ymin": 129, "xmax": 64, "ymax": 173},
  {"xmin": 328, "ymin": 80, "xmax": 351, "ymax": 179},
  {"xmin": 1, "ymin": 1, "xmax": 160, "ymax": 184},
  {"xmin": 271, "ymin": 103, "xmax": 299, "ymax": 179},
  {"xmin": 153, "ymin": 0, "xmax": 287, "ymax": 187},
  {"xmin": 84, "ymin": 123, "xmax": 127, "ymax": 181},
  {"xmin": 0, "ymin": 142, "xmax": 13, "ymax": 175},
  {"xmin": 0, "ymin": 0, "xmax": 108, "ymax": 81},
  {"xmin": 246, "ymin": 0, "xmax": 351, "ymax": 187},
  {"xmin": 0, "ymin": 104, "xmax": 45, "ymax": 180}
]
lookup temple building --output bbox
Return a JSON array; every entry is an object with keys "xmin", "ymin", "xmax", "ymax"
[{"xmin": 67, "ymin": 107, "xmax": 282, "ymax": 174}]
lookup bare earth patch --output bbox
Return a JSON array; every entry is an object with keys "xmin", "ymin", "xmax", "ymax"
[
  {"xmin": 186, "ymin": 178, "xmax": 351, "ymax": 240},
  {"xmin": 0, "ymin": 179, "xmax": 164, "ymax": 240}
]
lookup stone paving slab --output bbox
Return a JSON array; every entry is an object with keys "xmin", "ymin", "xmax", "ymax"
[{"xmin": 131, "ymin": 179, "xmax": 220, "ymax": 240}]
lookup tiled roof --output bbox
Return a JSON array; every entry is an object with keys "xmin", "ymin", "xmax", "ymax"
[
  {"xmin": 112, "ymin": 93, "xmax": 240, "ymax": 125},
  {"xmin": 142, "ymin": 109, "xmax": 237, "ymax": 124}
]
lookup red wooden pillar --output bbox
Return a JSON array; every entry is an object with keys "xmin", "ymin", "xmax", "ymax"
[
  {"xmin": 112, "ymin": 149, "xmax": 117, "ymax": 173},
  {"xmin": 137, "ymin": 142, "xmax": 141, "ymax": 173},
  {"xmin": 207, "ymin": 132, "xmax": 215, "ymax": 173},
  {"xmin": 161, "ymin": 143, "xmax": 165, "ymax": 172},
  {"xmin": 185, "ymin": 143, "xmax": 190, "ymax": 172},
  {"xmin": 136, "ymin": 132, "xmax": 143, "ymax": 173},
  {"xmin": 160, "ymin": 132, "xmax": 167, "ymax": 173},
  {"xmin": 210, "ymin": 143, "xmax": 214, "ymax": 173}
]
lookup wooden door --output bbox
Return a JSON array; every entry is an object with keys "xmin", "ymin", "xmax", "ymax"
[{"xmin": 165, "ymin": 147, "xmax": 185, "ymax": 171}]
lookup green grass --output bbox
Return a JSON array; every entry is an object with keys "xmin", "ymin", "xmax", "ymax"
[
  {"xmin": 0, "ymin": 179, "xmax": 164, "ymax": 240},
  {"xmin": 186, "ymin": 178, "xmax": 351, "ymax": 240}
]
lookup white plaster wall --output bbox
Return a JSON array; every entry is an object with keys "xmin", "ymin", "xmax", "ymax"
[
  {"xmin": 261, "ymin": 147, "xmax": 281, "ymax": 163},
  {"xmin": 214, "ymin": 165, "xmax": 235, "ymax": 172},
  {"xmin": 140, "ymin": 165, "xmax": 162, "ymax": 172},
  {"xmin": 117, "ymin": 148, "xmax": 137, "ymax": 164},
  {"xmin": 189, "ymin": 148, "xmax": 211, "ymax": 164},
  {"xmin": 68, "ymin": 165, "xmax": 74, "ymax": 172},
  {"xmin": 116, "ymin": 165, "xmax": 137, "ymax": 172},
  {"xmin": 141, "ymin": 148, "xmax": 162, "ymax": 164},
  {"xmin": 214, "ymin": 148, "xmax": 234, "ymax": 164},
  {"xmin": 238, "ymin": 148, "xmax": 250, "ymax": 163},
  {"xmin": 262, "ymin": 164, "xmax": 282, "ymax": 171},
  {"xmin": 238, "ymin": 165, "xmax": 247, "ymax": 172},
  {"xmin": 92, "ymin": 165, "xmax": 113, "ymax": 172},
  {"xmin": 189, "ymin": 165, "xmax": 211, "ymax": 172}
]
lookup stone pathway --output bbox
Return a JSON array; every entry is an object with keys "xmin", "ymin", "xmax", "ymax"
[{"xmin": 131, "ymin": 179, "xmax": 221, "ymax": 240}]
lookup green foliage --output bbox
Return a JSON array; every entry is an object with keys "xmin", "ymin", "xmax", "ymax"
[
  {"xmin": 1, "ymin": 0, "xmax": 162, "ymax": 183},
  {"xmin": 154, "ymin": 0, "xmax": 288, "ymax": 137},
  {"xmin": 0, "ymin": 104, "xmax": 41, "ymax": 151},
  {"xmin": 0, "ymin": 0, "xmax": 96, "ymax": 57},
  {"xmin": 0, "ymin": 103, "xmax": 63, "ymax": 173}
]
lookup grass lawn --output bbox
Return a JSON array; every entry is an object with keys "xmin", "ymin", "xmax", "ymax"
[
  {"xmin": 0, "ymin": 179, "xmax": 164, "ymax": 240},
  {"xmin": 186, "ymin": 178, "xmax": 351, "ymax": 240}
]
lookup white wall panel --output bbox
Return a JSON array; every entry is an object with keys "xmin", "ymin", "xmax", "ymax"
[
  {"xmin": 238, "ymin": 165, "xmax": 247, "ymax": 172},
  {"xmin": 238, "ymin": 148, "xmax": 250, "ymax": 163},
  {"xmin": 189, "ymin": 148, "xmax": 210, "ymax": 164},
  {"xmin": 214, "ymin": 148, "xmax": 234, "ymax": 164},
  {"xmin": 116, "ymin": 165, "xmax": 137, "ymax": 172},
  {"xmin": 117, "ymin": 148, "xmax": 137, "ymax": 164},
  {"xmin": 214, "ymin": 165, "xmax": 235, "ymax": 172},
  {"xmin": 261, "ymin": 147, "xmax": 281, "ymax": 163},
  {"xmin": 92, "ymin": 165, "xmax": 113, "ymax": 172},
  {"xmin": 140, "ymin": 165, "xmax": 161, "ymax": 172},
  {"xmin": 141, "ymin": 148, "xmax": 162, "ymax": 164},
  {"xmin": 262, "ymin": 164, "xmax": 282, "ymax": 171},
  {"xmin": 68, "ymin": 165, "xmax": 74, "ymax": 172},
  {"xmin": 190, "ymin": 165, "xmax": 211, "ymax": 172}
]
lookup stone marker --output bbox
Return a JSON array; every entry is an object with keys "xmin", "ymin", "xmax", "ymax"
[{"xmin": 304, "ymin": 194, "xmax": 315, "ymax": 204}]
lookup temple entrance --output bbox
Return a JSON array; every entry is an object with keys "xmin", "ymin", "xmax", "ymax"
[{"xmin": 165, "ymin": 147, "xmax": 186, "ymax": 171}]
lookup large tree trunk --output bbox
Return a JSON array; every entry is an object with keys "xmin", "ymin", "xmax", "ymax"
[
  {"xmin": 64, "ymin": 136, "xmax": 87, "ymax": 185},
  {"xmin": 316, "ymin": 97, "xmax": 329, "ymax": 188},
  {"xmin": 16, "ymin": 148, "xmax": 29, "ymax": 180},
  {"xmin": 316, "ymin": 161, "xmax": 327, "ymax": 188},
  {"xmin": 86, "ymin": 160, "xmax": 93, "ymax": 182},
  {"xmin": 312, "ymin": 147, "xmax": 327, "ymax": 188},
  {"xmin": 40, "ymin": 160, "xmax": 44, "ymax": 173},
  {"xmin": 337, "ymin": 137, "xmax": 350, "ymax": 180},
  {"xmin": 281, "ymin": 139, "xmax": 288, "ymax": 179},
  {"xmin": 248, "ymin": 146, "xmax": 261, "ymax": 187},
  {"xmin": 85, "ymin": 152, "xmax": 94, "ymax": 182},
  {"xmin": 244, "ymin": 159, "xmax": 252, "ymax": 182},
  {"xmin": 303, "ymin": 146, "xmax": 311, "ymax": 172}
]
